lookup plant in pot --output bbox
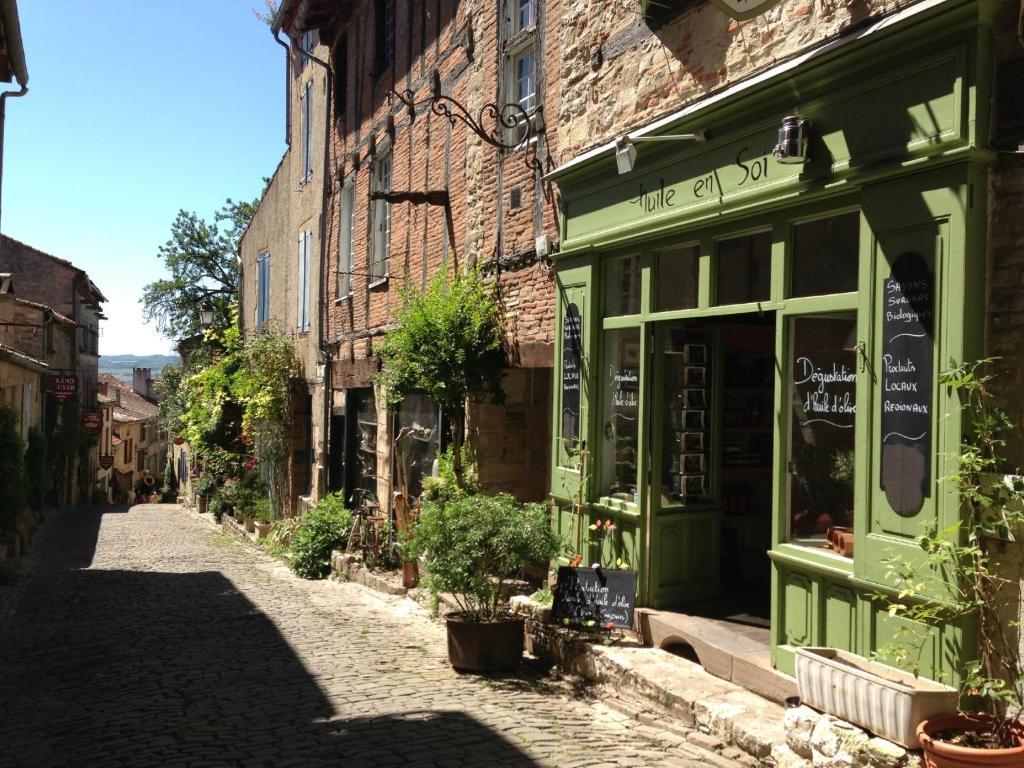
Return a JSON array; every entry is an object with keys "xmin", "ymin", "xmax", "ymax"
[
  {"xmin": 404, "ymin": 491, "xmax": 561, "ymax": 673},
  {"xmin": 252, "ymin": 497, "xmax": 273, "ymax": 539},
  {"xmin": 882, "ymin": 360, "xmax": 1024, "ymax": 766}
]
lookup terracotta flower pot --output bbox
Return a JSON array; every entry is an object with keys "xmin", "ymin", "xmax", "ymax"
[
  {"xmin": 445, "ymin": 613, "xmax": 524, "ymax": 673},
  {"xmin": 917, "ymin": 713, "xmax": 1024, "ymax": 767},
  {"xmin": 401, "ymin": 561, "xmax": 419, "ymax": 588}
]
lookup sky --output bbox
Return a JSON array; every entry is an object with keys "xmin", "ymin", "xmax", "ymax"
[{"xmin": 3, "ymin": 1, "xmax": 285, "ymax": 356}]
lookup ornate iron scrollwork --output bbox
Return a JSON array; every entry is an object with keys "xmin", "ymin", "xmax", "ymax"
[{"xmin": 388, "ymin": 69, "xmax": 545, "ymax": 177}]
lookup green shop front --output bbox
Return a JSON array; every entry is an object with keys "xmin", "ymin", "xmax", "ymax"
[{"xmin": 548, "ymin": 0, "xmax": 996, "ymax": 681}]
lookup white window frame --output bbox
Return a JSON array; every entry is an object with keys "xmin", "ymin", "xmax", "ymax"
[
  {"xmin": 502, "ymin": 0, "xmax": 539, "ymax": 145},
  {"xmin": 301, "ymin": 80, "xmax": 313, "ymax": 184},
  {"xmin": 297, "ymin": 228, "xmax": 312, "ymax": 332},
  {"xmin": 256, "ymin": 252, "xmax": 271, "ymax": 328},
  {"xmin": 370, "ymin": 150, "xmax": 392, "ymax": 284},
  {"xmin": 338, "ymin": 181, "xmax": 355, "ymax": 298}
]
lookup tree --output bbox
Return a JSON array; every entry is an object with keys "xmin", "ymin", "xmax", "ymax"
[
  {"xmin": 376, "ymin": 269, "xmax": 506, "ymax": 484},
  {"xmin": 141, "ymin": 197, "xmax": 256, "ymax": 340}
]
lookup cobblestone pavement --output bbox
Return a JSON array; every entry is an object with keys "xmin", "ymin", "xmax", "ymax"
[{"xmin": 0, "ymin": 505, "xmax": 742, "ymax": 767}]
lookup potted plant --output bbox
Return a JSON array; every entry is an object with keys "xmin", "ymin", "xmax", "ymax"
[
  {"xmin": 404, "ymin": 490, "xmax": 561, "ymax": 673},
  {"xmin": 882, "ymin": 360, "xmax": 1024, "ymax": 765},
  {"xmin": 252, "ymin": 497, "xmax": 273, "ymax": 539}
]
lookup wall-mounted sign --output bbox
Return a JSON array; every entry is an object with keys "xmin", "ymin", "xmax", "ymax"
[
  {"xmin": 52, "ymin": 375, "xmax": 77, "ymax": 404},
  {"xmin": 99, "ymin": 454, "xmax": 114, "ymax": 470},
  {"xmin": 880, "ymin": 252, "xmax": 934, "ymax": 517},
  {"xmin": 81, "ymin": 410, "xmax": 102, "ymax": 435},
  {"xmin": 561, "ymin": 303, "xmax": 582, "ymax": 444},
  {"xmin": 709, "ymin": 0, "xmax": 783, "ymax": 21}
]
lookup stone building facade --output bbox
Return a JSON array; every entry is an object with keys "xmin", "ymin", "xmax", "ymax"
[
  {"xmin": 239, "ymin": 30, "xmax": 332, "ymax": 515},
  {"xmin": 260, "ymin": 0, "xmax": 560, "ymax": 515}
]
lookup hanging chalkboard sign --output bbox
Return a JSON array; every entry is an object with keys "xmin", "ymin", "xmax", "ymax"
[
  {"xmin": 551, "ymin": 566, "xmax": 637, "ymax": 629},
  {"xmin": 562, "ymin": 303, "xmax": 582, "ymax": 444},
  {"xmin": 880, "ymin": 251, "xmax": 934, "ymax": 517}
]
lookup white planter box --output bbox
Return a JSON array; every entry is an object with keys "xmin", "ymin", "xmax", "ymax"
[{"xmin": 794, "ymin": 646, "xmax": 956, "ymax": 748}]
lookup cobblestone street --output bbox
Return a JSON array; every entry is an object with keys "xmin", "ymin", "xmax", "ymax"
[{"xmin": 0, "ymin": 505, "xmax": 735, "ymax": 767}]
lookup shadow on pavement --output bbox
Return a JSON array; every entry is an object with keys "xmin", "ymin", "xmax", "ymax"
[{"xmin": 0, "ymin": 508, "xmax": 539, "ymax": 767}]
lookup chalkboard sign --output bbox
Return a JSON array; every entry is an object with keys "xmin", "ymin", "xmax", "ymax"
[
  {"xmin": 880, "ymin": 251, "xmax": 934, "ymax": 517},
  {"xmin": 551, "ymin": 566, "xmax": 637, "ymax": 629},
  {"xmin": 562, "ymin": 303, "xmax": 582, "ymax": 443}
]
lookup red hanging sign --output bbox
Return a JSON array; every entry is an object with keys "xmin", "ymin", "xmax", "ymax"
[
  {"xmin": 81, "ymin": 410, "xmax": 102, "ymax": 435},
  {"xmin": 99, "ymin": 454, "xmax": 114, "ymax": 470}
]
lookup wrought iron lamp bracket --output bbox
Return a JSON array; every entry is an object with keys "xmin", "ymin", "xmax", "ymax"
[{"xmin": 387, "ymin": 69, "xmax": 545, "ymax": 177}]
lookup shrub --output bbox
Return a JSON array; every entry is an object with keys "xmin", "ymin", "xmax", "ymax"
[
  {"xmin": 0, "ymin": 406, "xmax": 27, "ymax": 531},
  {"xmin": 290, "ymin": 492, "xmax": 353, "ymax": 579},
  {"xmin": 405, "ymin": 492, "xmax": 561, "ymax": 622}
]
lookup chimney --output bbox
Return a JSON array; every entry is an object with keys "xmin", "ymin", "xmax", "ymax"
[
  {"xmin": 98, "ymin": 381, "xmax": 108, "ymax": 396},
  {"xmin": 133, "ymin": 367, "xmax": 154, "ymax": 400}
]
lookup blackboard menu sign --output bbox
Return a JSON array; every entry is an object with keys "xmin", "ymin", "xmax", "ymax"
[
  {"xmin": 551, "ymin": 566, "xmax": 637, "ymax": 629},
  {"xmin": 562, "ymin": 303, "xmax": 582, "ymax": 444},
  {"xmin": 880, "ymin": 251, "xmax": 934, "ymax": 517}
]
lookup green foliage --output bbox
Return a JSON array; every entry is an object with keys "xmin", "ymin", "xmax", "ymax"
[
  {"xmin": 290, "ymin": 494, "xmax": 354, "ymax": 579},
  {"xmin": 377, "ymin": 269, "xmax": 505, "ymax": 484},
  {"xmin": 141, "ymin": 198, "xmax": 256, "ymax": 340},
  {"xmin": 45, "ymin": 399, "xmax": 81, "ymax": 507},
  {"xmin": 25, "ymin": 428, "xmax": 48, "ymax": 510},
  {"xmin": 880, "ymin": 359, "xmax": 1024, "ymax": 744},
  {"xmin": 212, "ymin": 471, "xmax": 268, "ymax": 520},
  {"xmin": 405, "ymin": 492, "xmax": 561, "ymax": 622},
  {"xmin": 0, "ymin": 406, "xmax": 26, "ymax": 530}
]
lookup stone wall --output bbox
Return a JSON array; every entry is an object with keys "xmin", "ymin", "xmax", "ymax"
[{"xmin": 554, "ymin": 0, "xmax": 901, "ymax": 165}]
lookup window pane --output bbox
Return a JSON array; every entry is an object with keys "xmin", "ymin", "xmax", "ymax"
[
  {"xmin": 517, "ymin": 0, "xmax": 534, "ymax": 31},
  {"xmin": 661, "ymin": 325, "xmax": 711, "ymax": 504},
  {"xmin": 716, "ymin": 231, "xmax": 771, "ymax": 305},
  {"xmin": 604, "ymin": 255, "xmax": 641, "ymax": 316},
  {"xmin": 791, "ymin": 212, "xmax": 859, "ymax": 297},
  {"xmin": 515, "ymin": 50, "xmax": 535, "ymax": 112},
  {"xmin": 787, "ymin": 313, "xmax": 857, "ymax": 552},
  {"xmin": 601, "ymin": 328, "xmax": 640, "ymax": 501},
  {"xmin": 655, "ymin": 245, "xmax": 699, "ymax": 312},
  {"xmin": 395, "ymin": 394, "xmax": 440, "ymax": 499}
]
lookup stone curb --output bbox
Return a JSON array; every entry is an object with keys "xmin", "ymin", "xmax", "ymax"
[{"xmin": 329, "ymin": 550, "xmax": 409, "ymax": 596}]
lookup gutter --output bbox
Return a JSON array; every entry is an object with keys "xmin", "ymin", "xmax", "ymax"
[
  {"xmin": 0, "ymin": 0, "xmax": 29, "ymax": 241},
  {"xmin": 272, "ymin": 20, "xmax": 335, "ymax": 498}
]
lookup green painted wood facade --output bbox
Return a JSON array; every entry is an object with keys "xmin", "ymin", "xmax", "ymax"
[{"xmin": 548, "ymin": 0, "xmax": 998, "ymax": 685}]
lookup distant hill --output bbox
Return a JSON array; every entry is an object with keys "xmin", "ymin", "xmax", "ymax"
[{"xmin": 99, "ymin": 354, "xmax": 180, "ymax": 384}]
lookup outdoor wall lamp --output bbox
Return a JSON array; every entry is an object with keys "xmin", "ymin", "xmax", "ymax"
[
  {"xmin": 773, "ymin": 115, "xmax": 810, "ymax": 164},
  {"xmin": 199, "ymin": 301, "xmax": 214, "ymax": 327},
  {"xmin": 614, "ymin": 130, "xmax": 707, "ymax": 175}
]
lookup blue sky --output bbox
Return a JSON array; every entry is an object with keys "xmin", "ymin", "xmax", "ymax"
[{"xmin": 3, "ymin": 1, "xmax": 285, "ymax": 355}]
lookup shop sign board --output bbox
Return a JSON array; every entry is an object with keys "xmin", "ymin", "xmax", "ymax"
[
  {"xmin": 81, "ymin": 410, "xmax": 103, "ymax": 435},
  {"xmin": 52, "ymin": 375, "xmax": 77, "ymax": 404},
  {"xmin": 99, "ymin": 454, "xmax": 114, "ymax": 470},
  {"xmin": 879, "ymin": 252, "xmax": 934, "ymax": 517},
  {"xmin": 551, "ymin": 566, "xmax": 637, "ymax": 629},
  {"xmin": 561, "ymin": 303, "xmax": 582, "ymax": 444}
]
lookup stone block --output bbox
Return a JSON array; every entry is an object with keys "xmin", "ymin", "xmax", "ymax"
[
  {"xmin": 784, "ymin": 704, "xmax": 819, "ymax": 758},
  {"xmin": 772, "ymin": 744, "xmax": 813, "ymax": 768},
  {"xmin": 862, "ymin": 736, "xmax": 906, "ymax": 768}
]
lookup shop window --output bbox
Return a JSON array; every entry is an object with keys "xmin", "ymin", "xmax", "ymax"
[
  {"xmin": 604, "ymin": 255, "xmax": 641, "ymax": 316},
  {"xmin": 787, "ymin": 313, "xmax": 857, "ymax": 551},
  {"xmin": 716, "ymin": 231, "xmax": 771, "ymax": 305},
  {"xmin": 601, "ymin": 328, "xmax": 640, "ymax": 501},
  {"xmin": 350, "ymin": 389, "xmax": 378, "ymax": 506},
  {"xmin": 790, "ymin": 212, "xmax": 859, "ymax": 298},
  {"xmin": 394, "ymin": 394, "xmax": 441, "ymax": 500},
  {"xmin": 655, "ymin": 245, "xmax": 699, "ymax": 312}
]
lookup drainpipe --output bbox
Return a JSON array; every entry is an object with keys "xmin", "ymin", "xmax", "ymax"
[
  {"xmin": 272, "ymin": 18, "xmax": 334, "ymax": 498},
  {"xmin": 0, "ymin": 0, "xmax": 30, "ymax": 239}
]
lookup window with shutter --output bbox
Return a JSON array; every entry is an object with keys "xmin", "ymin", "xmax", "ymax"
[{"xmin": 370, "ymin": 152, "xmax": 391, "ymax": 283}]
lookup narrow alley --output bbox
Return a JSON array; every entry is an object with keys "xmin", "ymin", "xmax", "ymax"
[{"xmin": 0, "ymin": 505, "xmax": 730, "ymax": 768}]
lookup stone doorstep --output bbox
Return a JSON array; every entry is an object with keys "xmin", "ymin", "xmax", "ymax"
[
  {"xmin": 510, "ymin": 597, "xmax": 921, "ymax": 768},
  {"xmin": 637, "ymin": 608, "xmax": 798, "ymax": 706}
]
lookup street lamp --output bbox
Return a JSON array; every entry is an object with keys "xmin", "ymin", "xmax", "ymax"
[{"xmin": 200, "ymin": 301, "xmax": 214, "ymax": 327}]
